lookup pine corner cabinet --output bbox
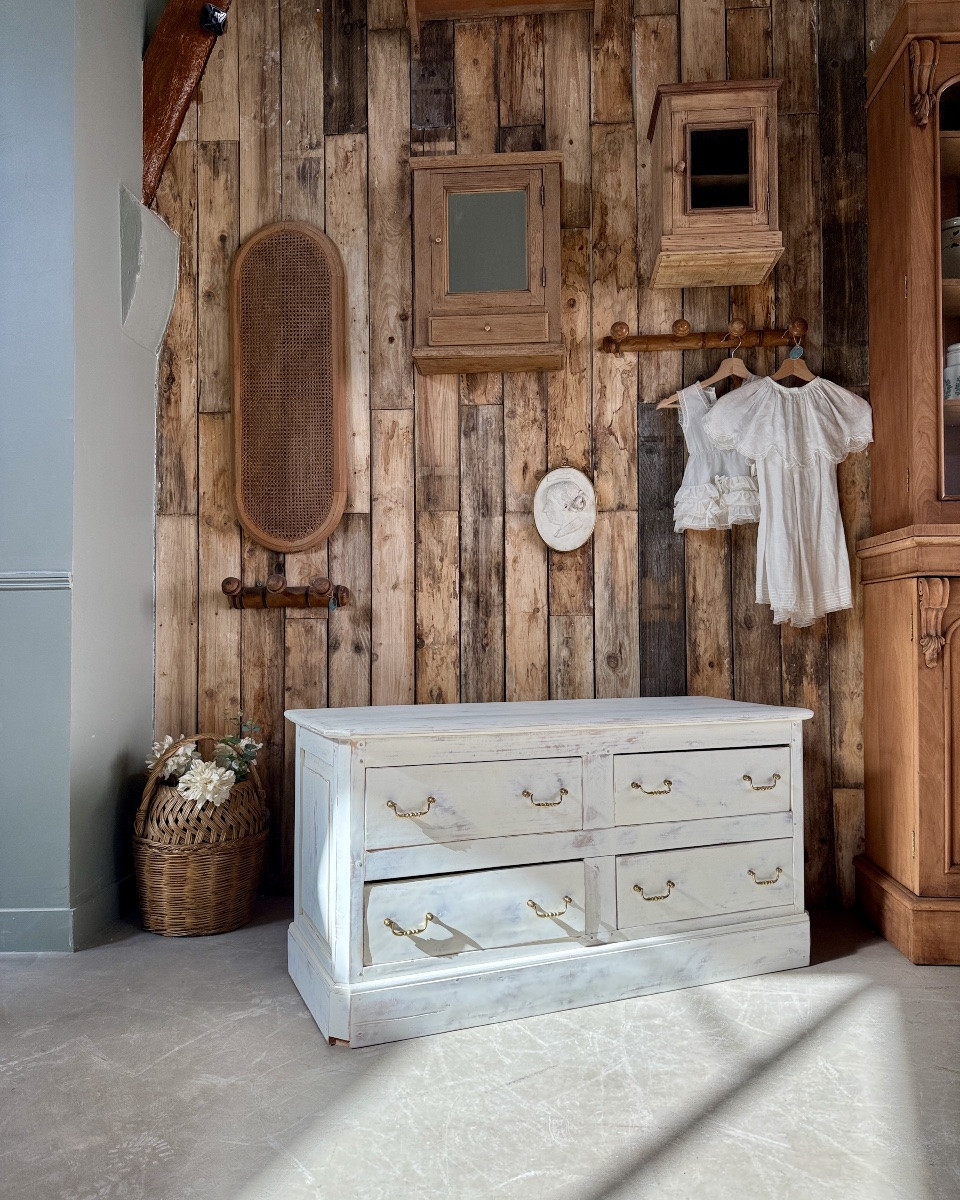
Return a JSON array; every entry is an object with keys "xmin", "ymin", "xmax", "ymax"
[
  {"xmin": 410, "ymin": 152, "xmax": 563, "ymax": 375},
  {"xmin": 287, "ymin": 698, "xmax": 811, "ymax": 1047},
  {"xmin": 646, "ymin": 80, "xmax": 783, "ymax": 288},
  {"xmin": 857, "ymin": 3, "xmax": 960, "ymax": 963}
]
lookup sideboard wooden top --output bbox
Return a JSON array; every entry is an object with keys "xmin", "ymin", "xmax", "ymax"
[{"xmin": 286, "ymin": 697, "xmax": 813, "ymax": 741}]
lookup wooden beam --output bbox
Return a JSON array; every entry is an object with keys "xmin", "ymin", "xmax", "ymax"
[{"xmin": 143, "ymin": 0, "xmax": 234, "ymax": 205}]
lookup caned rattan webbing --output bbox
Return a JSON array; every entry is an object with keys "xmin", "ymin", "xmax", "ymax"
[
  {"xmin": 231, "ymin": 222, "xmax": 347, "ymax": 553},
  {"xmin": 133, "ymin": 734, "xmax": 269, "ymax": 937}
]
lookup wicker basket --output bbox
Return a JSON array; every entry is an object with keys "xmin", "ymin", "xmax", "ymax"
[{"xmin": 133, "ymin": 733, "xmax": 269, "ymax": 936}]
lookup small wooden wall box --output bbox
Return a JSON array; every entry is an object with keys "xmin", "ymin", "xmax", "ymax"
[
  {"xmin": 647, "ymin": 80, "xmax": 784, "ymax": 288},
  {"xmin": 411, "ymin": 152, "xmax": 563, "ymax": 375}
]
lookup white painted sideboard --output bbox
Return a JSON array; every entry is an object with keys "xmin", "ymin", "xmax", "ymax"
[{"xmin": 286, "ymin": 698, "xmax": 812, "ymax": 1047}]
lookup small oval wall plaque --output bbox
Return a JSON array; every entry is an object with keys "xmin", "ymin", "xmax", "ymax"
[
  {"xmin": 231, "ymin": 221, "xmax": 347, "ymax": 553},
  {"xmin": 533, "ymin": 468, "xmax": 597, "ymax": 552}
]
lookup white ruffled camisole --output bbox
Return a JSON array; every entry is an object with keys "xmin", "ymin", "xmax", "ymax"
[
  {"xmin": 701, "ymin": 375, "xmax": 873, "ymax": 628},
  {"xmin": 673, "ymin": 381, "xmax": 761, "ymax": 532}
]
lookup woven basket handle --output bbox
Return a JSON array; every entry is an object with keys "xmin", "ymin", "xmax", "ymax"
[{"xmin": 135, "ymin": 733, "xmax": 264, "ymax": 836}]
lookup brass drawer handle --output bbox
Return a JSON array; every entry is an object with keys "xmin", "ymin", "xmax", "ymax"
[
  {"xmin": 523, "ymin": 787, "xmax": 568, "ymax": 808},
  {"xmin": 527, "ymin": 895, "xmax": 573, "ymax": 918},
  {"xmin": 631, "ymin": 779, "xmax": 673, "ymax": 795},
  {"xmin": 748, "ymin": 867, "xmax": 783, "ymax": 886},
  {"xmin": 633, "ymin": 880, "xmax": 676, "ymax": 902},
  {"xmin": 386, "ymin": 796, "xmax": 436, "ymax": 818},
  {"xmin": 743, "ymin": 772, "xmax": 781, "ymax": 791},
  {"xmin": 384, "ymin": 912, "xmax": 434, "ymax": 937}
]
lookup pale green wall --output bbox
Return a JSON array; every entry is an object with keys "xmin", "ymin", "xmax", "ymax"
[{"xmin": 0, "ymin": 0, "xmax": 157, "ymax": 950}]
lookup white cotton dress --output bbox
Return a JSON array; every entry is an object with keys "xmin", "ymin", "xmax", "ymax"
[
  {"xmin": 701, "ymin": 375, "xmax": 874, "ymax": 628},
  {"xmin": 673, "ymin": 381, "xmax": 761, "ymax": 532}
]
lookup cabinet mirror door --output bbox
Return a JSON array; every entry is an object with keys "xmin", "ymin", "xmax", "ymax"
[{"xmin": 429, "ymin": 167, "xmax": 545, "ymax": 313}]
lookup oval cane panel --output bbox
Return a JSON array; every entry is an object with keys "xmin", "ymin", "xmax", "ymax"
[{"xmin": 231, "ymin": 222, "xmax": 347, "ymax": 552}]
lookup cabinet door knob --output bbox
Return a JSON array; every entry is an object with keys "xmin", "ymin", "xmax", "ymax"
[
  {"xmin": 483, "ymin": 323, "xmax": 492, "ymax": 332},
  {"xmin": 675, "ymin": 159, "xmax": 687, "ymax": 175},
  {"xmin": 433, "ymin": 235, "xmax": 443, "ymax": 244}
]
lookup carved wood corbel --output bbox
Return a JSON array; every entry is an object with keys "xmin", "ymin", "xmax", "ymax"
[
  {"xmin": 908, "ymin": 38, "xmax": 940, "ymax": 127},
  {"xmin": 919, "ymin": 577, "xmax": 950, "ymax": 667}
]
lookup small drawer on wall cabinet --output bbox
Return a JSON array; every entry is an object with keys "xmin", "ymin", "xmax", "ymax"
[
  {"xmin": 365, "ymin": 758, "xmax": 583, "ymax": 850},
  {"xmin": 616, "ymin": 839, "xmax": 796, "ymax": 929},
  {"xmin": 364, "ymin": 861, "xmax": 586, "ymax": 967},
  {"xmin": 614, "ymin": 746, "xmax": 791, "ymax": 825},
  {"xmin": 428, "ymin": 312, "xmax": 549, "ymax": 346}
]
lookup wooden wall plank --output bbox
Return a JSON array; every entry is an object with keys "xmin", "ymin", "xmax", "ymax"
[
  {"xmin": 197, "ymin": 141, "xmax": 238, "ymax": 415},
  {"xmin": 834, "ymin": 787, "xmax": 865, "ymax": 908},
  {"xmin": 371, "ymin": 409, "xmax": 416, "ymax": 705},
  {"xmin": 680, "ymin": 0, "xmax": 725, "ymax": 82},
  {"xmin": 505, "ymin": 512, "xmax": 549, "ymax": 701},
  {"xmin": 411, "ymin": 21, "xmax": 456, "ymax": 155},
  {"xmin": 865, "ymin": 0, "xmax": 900, "ymax": 57},
  {"xmin": 369, "ymin": 30, "xmax": 413, "ymax": 412},
  {"xmin": 594, "ymin": 510, "xmax": 642, "ymax": 697},
  {"xmin": 238, "ymin": 0, "xmax": 281, "ymax": 239},
  {"xmin": 592, "ymin": 0, "xmax": 634, "ymax": 123},
  {"xmin": 197, "ymin": 413, "xmax": 241, "ymax": 732},
  {"xmin": 283, "ymin": 617, "xmax": 327, "ymax": 880},
  {"xmin": 460, "ymin": 402, "xmax": 506, "ymax": 703},
  {"xmin": 636, "ymin": 12, "xmax": 684, "ymax": 696},
  {"xmin": 773, "ymin": 0, "xmax": 818, "ymax": 115},
  {"xmin": 725, "ymin": 5, "xmax": 772, "ymax": 79},
  {"xmin": 369, "ymin": 0, "xmax": 406, "ymax": 30},
  {"xmin": 592, "ymin": 123, "xmax": 639, "ymax": 512},
  {"xmin": 416, "ymin": 373, "xmax": 459, "ymax": 512},
  {"xmin": 831, "ymin": 451, "xmax": 870, "ymax": 785},
  {"xmin": 323, "ymin": 0, "xmax": 367, "ymax": 135},
  {"xmin": 505, "ymin": 373, "xmax": 548, "ymax": 515},
  {"xmin": 280, "ymin": 0, "xmax": 325, "ymax": 222},
  {"xmin": 155, "ymin": 514, "xmax": 198, "ymax": 737},
  {"xmin": 454, "ymin": 20, "xmax": 499, "ymax": 155},
  {"xmin": 328, "ymin": 513, "xmax": 372, "ymax": 707},
  {"xmin": 499, "ymin": 15, "xmax": 545, "ymax": 129},
  {"xmin": 155, "ymin": 141, "xmax": 198, "ymax": 517},
  {"xmin": 198, "ymin": 1, "xmax": 239, "ymax": 141},
  {"xmin": 544, "ymin": 10, "xmax": 591, "ymax": 229},
  {"xmin": 326, "ymin": 133, "xmax": 371, "ymax": 511},
  {"xmin": 416, "ymin": 511, "xmax": 461, "ymax": 703}
]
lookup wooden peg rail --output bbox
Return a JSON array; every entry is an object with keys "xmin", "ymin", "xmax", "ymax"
[
  {"xmin": 601, "ymin": 317, "xmax": 808, "ymax": 355},
  {"xmin": 221, "ymin": 574, "xmax": 352, "ymax": 612}
]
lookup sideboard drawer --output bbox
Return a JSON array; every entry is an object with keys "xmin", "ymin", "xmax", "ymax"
[
  {"xmin": 364, "ymin": 861, "xmax": 585, "ymax": 966},
  {"xmin": 616, "ymin": 838, "xmax": 795, "ymax": 928},
  {"xmin": 614, "ymin": 746, "xmax": 790, "ymax": 825},
  {"xmin": 365, "ymin": 757, "xmax": 583, "ymax": 850}
]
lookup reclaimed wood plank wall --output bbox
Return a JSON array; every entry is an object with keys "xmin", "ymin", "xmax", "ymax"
[{"xmin": 154, "ymin": 0, "xmax": 894, "ymax": 901}]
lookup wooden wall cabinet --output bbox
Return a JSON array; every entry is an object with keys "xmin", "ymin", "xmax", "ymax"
[
  {"xmin": 857, "ymin": 5, "xmax": 960, "ymax": 963},
  {"xmin": 647, "ymin": 80, "xmax": 783, "ymax": 288},
  {"xmin": 411, "ymin": 152, "xmax": 563, "ymax": 375}
]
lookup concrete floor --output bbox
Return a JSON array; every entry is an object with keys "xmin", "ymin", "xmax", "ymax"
[{"xmin": 1, "ymin": 902, "xmax": 958, "ymax": 1200}]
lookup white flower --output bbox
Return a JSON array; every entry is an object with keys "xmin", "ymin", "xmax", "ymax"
[
  {"xmin": 146, "ymin": 735, "xmax": 199, "ymax": 780},
  {"xmin": 238, "ymin": 736, "xmax": 262, "ymax": 755},
  {"xmin": 177, "ymin": 760, "xmax": 236, "ymax": 808}
]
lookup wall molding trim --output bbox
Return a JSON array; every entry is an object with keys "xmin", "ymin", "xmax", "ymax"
[{"xmin": 0, "ymin": 571, "xmax": 73, "ymax": 591}]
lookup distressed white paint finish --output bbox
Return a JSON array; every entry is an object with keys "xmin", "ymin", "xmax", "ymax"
[
  {"xmin": 287, "ymin": 697, "xmax": 812, "ymax": 1046},
  {"xmin": 365, "ymin": 758, "xmax": 583, "ymax": 849},
  {"xmin": 364, "ymin": 861, "xmax": 585, "ymax": 966},
  {"xmin": 614, "ymin": 745, "xmax": 792, "ymax": 825},
  {"xmin": 616, "ymin": 838, "xmax": 796, "ymax": 929}
]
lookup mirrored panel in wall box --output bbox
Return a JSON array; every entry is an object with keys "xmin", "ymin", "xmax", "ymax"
[
  {"xmin": 411, "ymin": 152, "xmax": 563, "ymax": 375},
  {"xmin": 447, "ymin": 190, "xmax": 527, "ymax": 293}
]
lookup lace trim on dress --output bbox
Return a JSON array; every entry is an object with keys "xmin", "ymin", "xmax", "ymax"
[{"xmin": 674, "ymin": 475, "xmax": 760, "ymax": 532}]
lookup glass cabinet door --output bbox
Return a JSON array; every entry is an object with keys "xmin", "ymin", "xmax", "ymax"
[
  {"xmin": 940, "ymin": 82, "xmax": 960, "ymax": 497},
  {"xmin": 447, "ymin": 190, "xmax": 528, "ymax": 293}
]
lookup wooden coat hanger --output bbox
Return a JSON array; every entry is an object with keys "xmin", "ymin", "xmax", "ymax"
[
  {"xmin": 769, "ymin": 339, "xmax": 817, "ymax": 384},
  {"xmin": 656, "ymin": 338, "xmax": 750, "ymax": 409}
]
